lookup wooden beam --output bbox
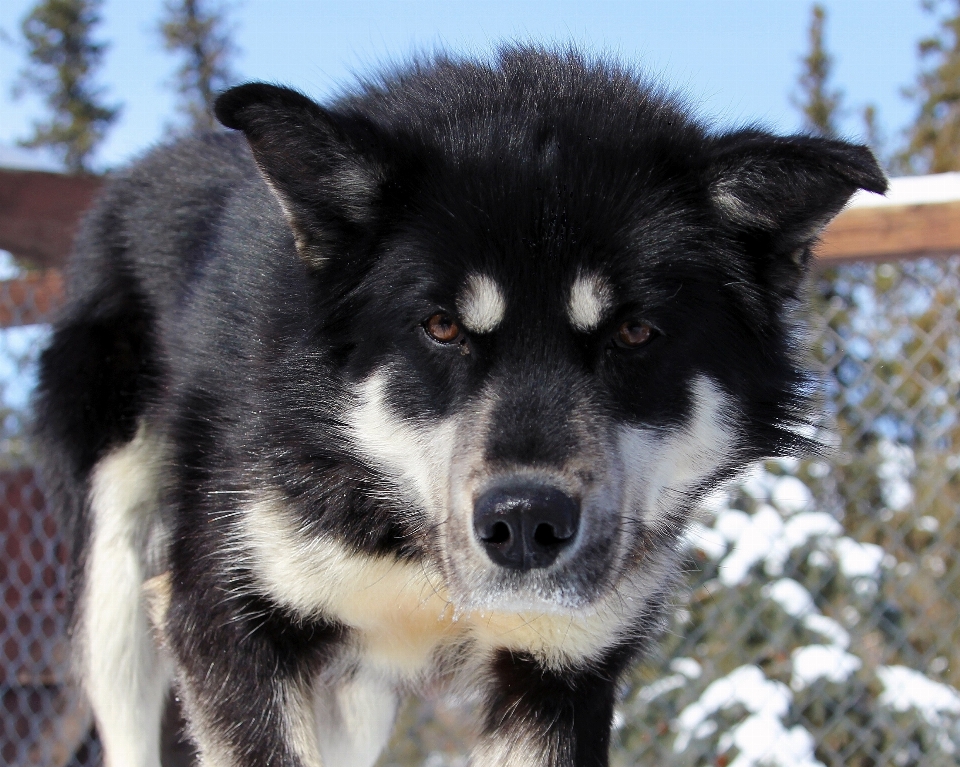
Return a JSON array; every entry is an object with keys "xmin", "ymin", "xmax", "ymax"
[
  {"xmin": 816, "ymin": 201, "xmax": 960, "ymax": 263},
  {"xmin": 0, "ymin": 168, "xmax": 103, "ymax": 269},
  {"xmin": 2, "ymin": 166, "xmax": 959, "ymax": 272}
]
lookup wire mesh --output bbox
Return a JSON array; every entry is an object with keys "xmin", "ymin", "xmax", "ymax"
[
  {"xmin": 0, "ymin": 253, "xmax": 97, "ymax": 766},
  {"xmin": 0, "ymin": 252, "xmax": 957, "ymax": 766}
]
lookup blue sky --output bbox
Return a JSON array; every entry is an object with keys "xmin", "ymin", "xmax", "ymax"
[{"xmin": 0, "ymin": 1, "xmax": 936, "ymax": 172}]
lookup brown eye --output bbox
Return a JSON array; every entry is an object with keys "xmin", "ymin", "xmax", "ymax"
[
  {"xmin": 424, "ymin": 313, "xmax": 462, "ymax": 343},
  {"xmin": 616, "ymin": 320, "xmax": 657, "ymax": 349}
]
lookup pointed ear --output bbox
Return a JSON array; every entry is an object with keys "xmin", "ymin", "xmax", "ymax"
[
  {"xmin": 215, "ymin": 83, "xmax": 386, "ymax": 267},
  {"xmin": 707, "ymin": 131, "xmax": 888, "ymax": 295}
]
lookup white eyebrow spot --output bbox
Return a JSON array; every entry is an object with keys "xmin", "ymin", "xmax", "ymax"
[
  {"xmin": 457, "ymin": 273, "xmax": 506, "ymax": 333},
  {"xmin": 567, "ymin": 272, "xmax": 613, "ymax": 332}
]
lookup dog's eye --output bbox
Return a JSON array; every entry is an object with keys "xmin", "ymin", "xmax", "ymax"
[
  {"xmin": 424, "ymin": 313, "xmax": 462, "ymax": 343},
  {"xmin": 615, "ymin": 320, "xmax": 658, "ymax": 349}
]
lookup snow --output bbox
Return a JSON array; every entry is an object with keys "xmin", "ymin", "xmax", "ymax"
[
  {"xmin": 718, "ymin": 505, "xmax": 783, "ymax": 586},
  {"xmin": 848, "ymin": 172, "xmax": 960, "ymax": 209},
  {"xmin": 878, "ymin": 666, "xmax": 960, "ymax": 755},
  {"xmin": 686, "ymin": 466, "xmax": 865, "ymax": 586},
  {"xmin": 802, "ymin": 614, "xmax": 850, "ymax": 650},
  {"xmin": 764, "ymin": 578, "xmax": 815, "ymax": 618},
  {"xmin": 781, "ymin": 513, "xmax": 844, "ymax": 547},
  {"xmin": 876, "ymin": 439, "xmax": 915, "ymax": 512},
  {"xmin": 674, "ymin": 665, "xmax": 823, "ymax": 767},
  {"xmin": 878, "ymin": 665, "xmax": 960, "ymax": 725},
  {"xmin": 917, "ymin": 515, "xmax": 940, "ymax": 533},
  {"xmin": 715, "ymin": 508, "xmax": 752, "ymax": 542},
  {"xmin": 0, "ymin": 251, "xmax": 22, "ymax": 280},
  {"xmin": 719, "ymin": 713, "xmax": 823, "ymax": 767},
  {"xmin": 766, "ymin": 513, "xmax": 844, "ymax": 575},
  {"xmin": 764, "ymin": 579, "xmax": 851, "ymax": 649},
  {"xmin": 833, "ymin": 537, "xmax": 885, "ymax": 580},
  {"xmin": 771, "ymin": 475, "xmax": 814, "ymax": 515},
  {"xmin": 791, "ymin": 645, "xmax": 862, "ymax": 691},
  {"xmin": 740, "ymin": 465, "xmax": 779, "ymax": 500},
  {"xmin": 713, "ymin": 506, "xmax": 852, "ymax": 586},
  {"xmin": 683, "ymin": 522, "xmax": 727, "ymax": 560},
  {"xmin": 674, "ymin": 665, "xmax": 791, "ymax": 750},
  {"xmin": 671, "ymin": 466, "xmax": 960, "ymax": 762},
  {"xmin": 670, "ymin": 657, "xmax": 703, "ymax": 680},
  {"xmin": 668, "ymin": 465, "xmax": 960, "ymax": 762},
  {"xmin": 635, "ymin": 658, "xmax": 703, "ymax": 704},
  {"xmin": 636, "ymin": 673, "xmax": 688, "ymax": 703},
  {"xmin": 700, "ymin": 485, "xmax": 735, "ymax": 513}
]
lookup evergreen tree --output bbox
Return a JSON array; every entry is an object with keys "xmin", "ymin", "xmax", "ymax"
[
  {"xmin": 159, "ymin": 0, "xmax": 237, "ymax": 132},
  {"xmin": 898, "ymin": 0, "xmax": 960, "ymax": 174},
  {"xmin": 793, "ymin": 3, "xmax": 843, "ymax": 138},
  {"xmin": 14, "ymin": 0, "xmax": 119, "ymax": 173}
]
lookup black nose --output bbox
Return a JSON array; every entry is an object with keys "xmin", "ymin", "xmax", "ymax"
[{"xmin": 473, "ymin": 484, "xmax": 580, "ymax": 570}]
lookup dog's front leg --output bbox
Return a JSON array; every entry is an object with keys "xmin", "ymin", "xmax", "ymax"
[
  {"xmin": 470, "ymin": 649, "xmax": 626, "ymax": 767},
  {"xmin": 313, "ymin": 672, "xmax": 398, "ymax": 767},
  {"xmin": 165, "ymin": 586, "xmax": 346, "ymax": 767}
]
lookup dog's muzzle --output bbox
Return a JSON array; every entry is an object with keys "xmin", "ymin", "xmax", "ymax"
[{"xmin": 473, "ymin": 483, "xmax": 580, "ymax": 570}]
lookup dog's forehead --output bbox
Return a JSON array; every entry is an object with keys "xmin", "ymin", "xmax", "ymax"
[
  {"xmin": 408, "ymin": 156, "xmax": 706, "ymax": 333},
  {"xmin": 422, "ymin": 189, "xmax": 705, "ymax": 336}
]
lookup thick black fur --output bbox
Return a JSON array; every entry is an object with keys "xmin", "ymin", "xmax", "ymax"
[{"xmin": 34, "ymin": 47, "xmax": 886, "ymax": 767}]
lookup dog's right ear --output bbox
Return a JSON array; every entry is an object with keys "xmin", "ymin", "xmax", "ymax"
[
  {"xmin": 706, "ymin": 131, "xmax": 888, "ymax": 298},
  {"xmin": 215, "ymin": 83, "xmax": 386, "ymax": 267}
]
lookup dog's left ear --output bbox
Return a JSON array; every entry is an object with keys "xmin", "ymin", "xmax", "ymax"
[
  {"xmin": 707, "ymin": 131, "xmax": 888, "ymax": 295},
  {"xmin": 215, "ymin": 83, "xmax": 387, "ymax": 268}
]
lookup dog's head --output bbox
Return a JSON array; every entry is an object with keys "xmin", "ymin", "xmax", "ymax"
[{"xmin": 216, "ymin": 50, "xmax": 886, "ymax": 613}]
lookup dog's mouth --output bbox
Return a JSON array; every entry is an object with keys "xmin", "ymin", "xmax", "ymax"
[{"xmin": 446, "ymin": 556, "xmax": 620, "ymax": 614}]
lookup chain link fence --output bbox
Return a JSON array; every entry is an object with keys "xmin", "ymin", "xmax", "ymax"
[
  {"xmin": 0, "ymin": 252, "xmax": 99, "ymax": 766},
  {"xmin": 0, "ymin": 250, "xmax": 958, "ymax": 766}
]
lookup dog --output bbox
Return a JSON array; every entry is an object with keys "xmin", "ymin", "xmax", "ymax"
[{"xmin": 33, "ymin": 47, "xmax": 886, "ymax": 767}]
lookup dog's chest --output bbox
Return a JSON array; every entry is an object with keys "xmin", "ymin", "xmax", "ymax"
[{"xmin": 330, "ymin": 567, "xmax": 627, "ymax": 680}]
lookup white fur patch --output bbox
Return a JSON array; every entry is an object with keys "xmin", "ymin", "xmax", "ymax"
[
  {"xmin": 284, "ymin": 679, "xmax": 325, "ymax": 767},
  {"xmin": 712, "ymin": 177, "xmax": 777, "ymax": 228},
  {"xmin": 313, "ymin": 674, "xmax": 398, "ymax": 767},
  {"xmin": 467, "ymin": 577, "xmax": 665, "ymax": 669},
  {"xmin": 240, "ymin": 496, "xmax": 458, "ymax": 677},
  {"xmin": 567, "ymin": 271, "xmax": 613, "ymax": 332},
  {"xmin": 175, "ymin": 685, "xmax": 236, "ymax": 767},
  {"xmin": 619, "ymin": 375, "xmax": 736, "ymax": 527},
  {"xmin": 84, "ymin": 426, "xmax": 169, "ymax": 767},
  {"xmin": 457, "ymin": 273, "xmax": 506, "ymax": 333},
  {"xmin": 344, "ymin": 371, "xmax": 459, "ymax": 522}
]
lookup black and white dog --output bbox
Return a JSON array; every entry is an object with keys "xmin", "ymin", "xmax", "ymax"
[{"xmin": 34, "ymin": 48, "xmax": 885, "ymax": 767}]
